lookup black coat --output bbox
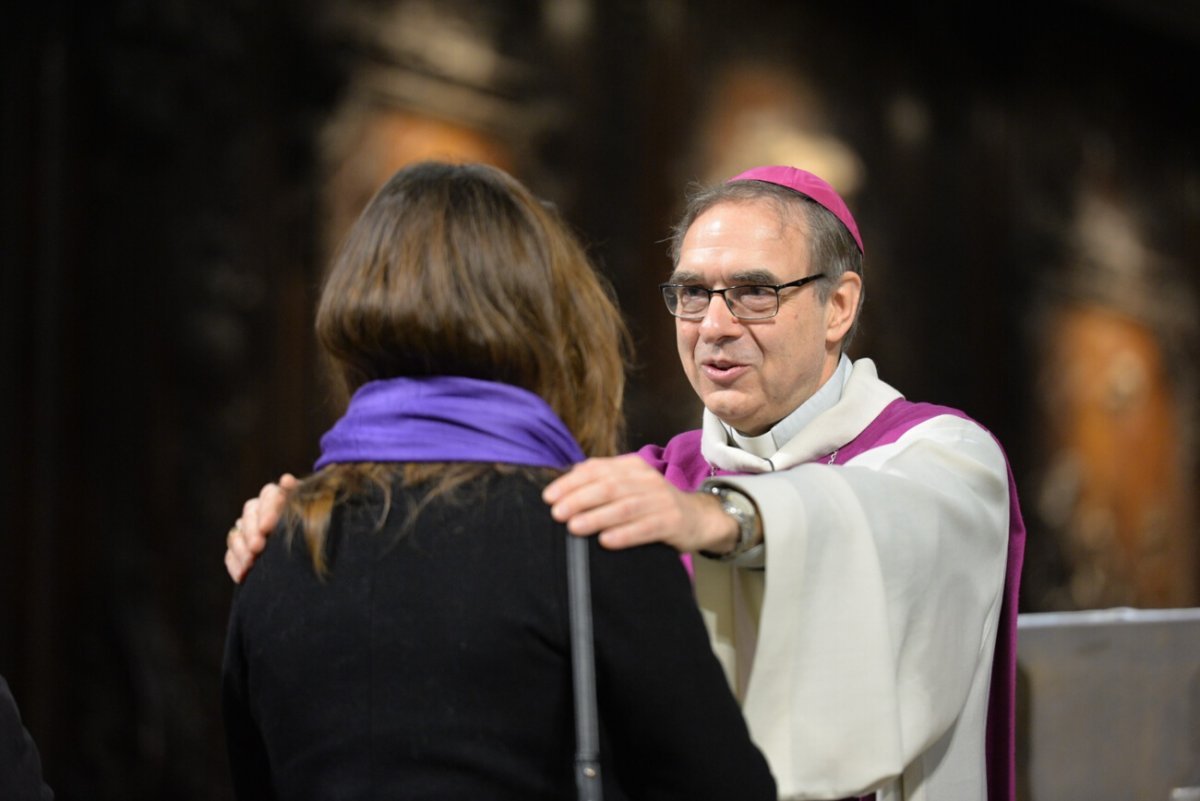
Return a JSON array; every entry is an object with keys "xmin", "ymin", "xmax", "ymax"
[{"xmin": 223, "ymin": 469, "xmax": 776, "ymax": 800}]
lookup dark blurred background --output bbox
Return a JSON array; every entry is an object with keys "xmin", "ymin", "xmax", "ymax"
[{"xmin": 2, "ymin": 1, "xmax": 1198, "ymax": 798}]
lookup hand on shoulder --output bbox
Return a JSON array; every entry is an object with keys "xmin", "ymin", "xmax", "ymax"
[
  {"xmin": 542, "ymin": 455, "xmax": 738, "ymax": 554},
  {"xmin": 224, "ymin": 473, "xmax": 297, "ymax": 583}
]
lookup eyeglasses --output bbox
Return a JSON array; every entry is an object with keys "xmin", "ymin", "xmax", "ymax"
[{"xmin": 659, "ymin": 274, "xmax": 827, "ymax": 320}]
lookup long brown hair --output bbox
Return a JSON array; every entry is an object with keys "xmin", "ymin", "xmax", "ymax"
[{"xmin": 288, "ymin": 161, "xmax": 631, "ymax": 573}]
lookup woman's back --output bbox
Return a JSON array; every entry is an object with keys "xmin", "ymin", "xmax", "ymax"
[{"xmin": 223, "ymin": 469, "xmax": 776, "ymax": 801}]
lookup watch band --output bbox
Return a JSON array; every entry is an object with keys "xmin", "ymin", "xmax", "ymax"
[{"xmin": 698, "ymin": 484, "xmax": 760, "ymax": 562}]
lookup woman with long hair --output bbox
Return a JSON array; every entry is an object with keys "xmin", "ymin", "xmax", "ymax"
[{"xmin": 221, "ymin": 161, "xmax": 775, "ymax": 800}]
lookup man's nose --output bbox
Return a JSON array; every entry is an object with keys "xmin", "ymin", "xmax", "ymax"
[{"xmin": 698, "ymin": 293, "xmax": 741, "ymax": 338}]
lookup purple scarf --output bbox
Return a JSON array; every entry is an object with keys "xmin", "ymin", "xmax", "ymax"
[{"xmin": 314, "ymin": 376, "xmax": 585, "ymax": 470}]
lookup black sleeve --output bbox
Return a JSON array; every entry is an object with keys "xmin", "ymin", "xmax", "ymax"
[
  {"xmin": 221, "ymin": 589, "xmax": 279, "ymax": 801},
  {"xmin": 0, "ymin": 675, "xmax": 55, "ymax": 801},
  {"xmin": 588, "ymin": 540, "xmax": 777, "ymax": 801}
]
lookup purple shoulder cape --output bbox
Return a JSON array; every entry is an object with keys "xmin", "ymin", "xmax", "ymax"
[{"xmin": 636, "ymin": 398, "xmax": 1026, "ymax": 801}]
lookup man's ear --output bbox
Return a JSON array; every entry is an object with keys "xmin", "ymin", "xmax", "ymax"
[{"xmin": 825, "ymin": 271, "xmax": 863, "ymax": 346}]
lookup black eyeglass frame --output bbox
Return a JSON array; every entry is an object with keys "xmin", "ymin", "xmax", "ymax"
[{"xmin": 658, "ymin": 273, "xmax": 828, "ymax": 320}]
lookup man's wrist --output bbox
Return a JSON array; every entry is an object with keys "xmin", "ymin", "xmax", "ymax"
[{"xmin": 698, "ymin": 484, "xmax": 761, "ymax": 561}]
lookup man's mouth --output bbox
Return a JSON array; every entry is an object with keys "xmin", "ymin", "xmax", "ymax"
[{"xmin": 701, "ymin": 359, "xmax": 748, "ymax": 382}]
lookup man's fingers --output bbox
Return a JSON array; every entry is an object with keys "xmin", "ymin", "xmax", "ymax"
[
  {"xmin": 242, "ymin": 495, "xmax": 261, "ymax": 532},
  {"xmin": 252, "ymin": 476, "xmax": 294, "ymax": 537},
  {"xmin": 543, "ymin": 455, "xmax": 692, "ymax": 550},
  {"xmin": 225, "ymin": 520, "xmax": 253, "ymax": 582},
  {"xmin": 224, "ymin": 550, "xmax": 247, "ymax": 584},
  {"xmin": 543, "ymin": 455, "xmax": 645, "ymax": 504},
  {"xmin": 547, "ymin": 478, "xmax": 611, "ymax": 527},
  {"xmin": 542, "ymin": 462, "xmax": 598, "ymax": 505},
  {"xmin": 559, "ymin": 483, "xmax": 653, "ymax": 535},
  {"xmin": 225, "ymin": 474, "xmax": 297, "ymax": 583},
  {"xmin": 594, "ymin": 518, "xmax": 666, "ymax": 550}
]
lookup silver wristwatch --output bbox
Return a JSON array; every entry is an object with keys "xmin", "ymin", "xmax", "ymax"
[{"xmin": 699, "ymin": 484, "xmax": 760, "ymax": 562}]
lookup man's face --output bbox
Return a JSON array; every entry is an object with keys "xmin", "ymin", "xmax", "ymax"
[{"xmin": 671, "ymin": 199, "xmax": 849, "ymax": 436}]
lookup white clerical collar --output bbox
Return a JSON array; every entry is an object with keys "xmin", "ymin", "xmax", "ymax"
[{"xmin": 723, "ymin": 354, "xmax": 853, "ymax": 458}]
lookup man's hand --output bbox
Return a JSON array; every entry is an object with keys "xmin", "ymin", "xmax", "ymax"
[
  {"xmin": 542, "ymin": 455, "xmax": 738, "ymax": 554},
  {"xmin": 224, "ymin": 473, "xmax": 298, "ymax": 583}
]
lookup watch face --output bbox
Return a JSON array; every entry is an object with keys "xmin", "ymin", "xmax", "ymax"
[
  {"xmin": 720, "ymin": 487, "xmax": 755, "ymax": 517},
  {"xmin": 699, "ymin": 485, "xmax": 759, "ymax": 561}
]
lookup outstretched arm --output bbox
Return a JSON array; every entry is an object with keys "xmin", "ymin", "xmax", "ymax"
[
  {"xmin": 224, "ymin": 473, "xmax": 297, "ymax": 583},
  {"xmin": 542, "ymin": 454, "xmax": 742, "ymax": 554}
]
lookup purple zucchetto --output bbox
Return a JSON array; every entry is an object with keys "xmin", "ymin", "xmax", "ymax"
[{"xmin": 728, "ymin": 165, "xmax": 864, "ymax": 255}]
